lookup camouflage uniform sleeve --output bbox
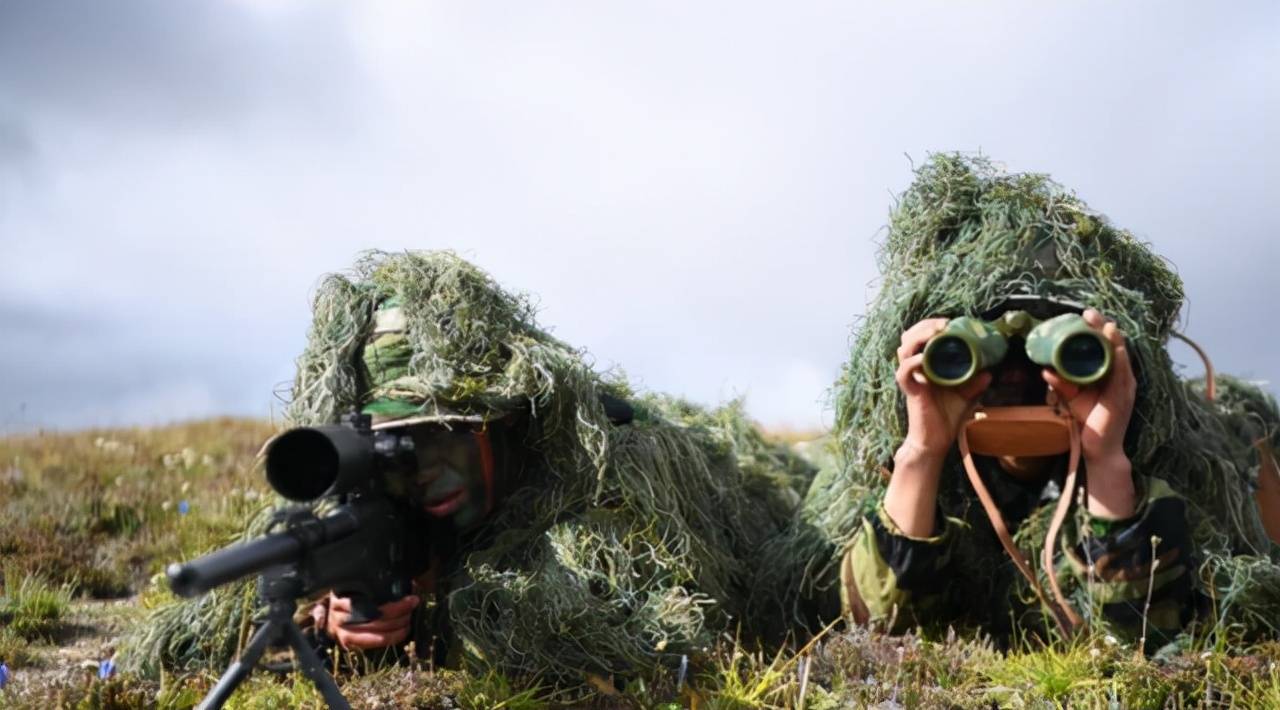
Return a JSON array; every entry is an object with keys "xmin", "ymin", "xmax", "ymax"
[
  {"xmin": 840, "ymin": 502, "xmax": 960, "ymax": 629},
  {"xmin": 1063, "ymin": 478, "xmax": 1195, "ymax": 642}
]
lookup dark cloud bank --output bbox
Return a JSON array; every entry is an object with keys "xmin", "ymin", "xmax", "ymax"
[{"xmin": 0, "ymin": 2, "xmax": 1276, "ymax": 433}]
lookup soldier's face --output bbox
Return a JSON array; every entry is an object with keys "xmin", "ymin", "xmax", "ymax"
[{"xmin": 404, "ymin": 425, "xmax": 490, "ymax": 528}]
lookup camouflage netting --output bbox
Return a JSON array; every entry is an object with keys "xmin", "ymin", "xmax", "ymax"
[
  {"xmin": 1189, "ymin": 375, "xmax": 1280, "ymax": 638},
  {"xmin": 1191, "ymin": 373, "xmax": 1280, "ymax": 465},
  {"xmin": 123, "ymin": 251, "xmax": 813, "ymax": 682},
  {"xmin": 757, "ymin": 153, "xmax": 1280, "ymax": 634}
]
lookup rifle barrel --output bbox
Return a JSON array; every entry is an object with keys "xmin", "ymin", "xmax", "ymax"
[{"xmin": 166, "ymin": 510, "xmax": 359, "ymax": 598}]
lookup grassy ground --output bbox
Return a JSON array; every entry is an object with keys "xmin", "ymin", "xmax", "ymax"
[{"xmin": 2, "ymin": 420, "xmax": 1278, "ymax": 708}]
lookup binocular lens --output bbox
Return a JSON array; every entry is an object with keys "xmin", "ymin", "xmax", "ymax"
[
  {"xmin": 1057, "ymin": 334, "xmax": 1108, "ymax": 380},
  {"xmin": 926, "ymin": 337, "xmax": 974, "ymax": 383},
  {"xmin": 265, "ymin": 428, "xmax": 340, "ymax": 501}
]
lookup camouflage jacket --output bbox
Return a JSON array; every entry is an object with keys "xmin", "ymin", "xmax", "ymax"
[{"xmin": 840, "ymin": 459, "xmax": 1196, "ymax": 644}]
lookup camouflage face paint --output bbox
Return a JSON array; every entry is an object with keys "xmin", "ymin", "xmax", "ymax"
[{"xmin": 381, "ymin": 425, "xmax": 492, "ymax": 529}]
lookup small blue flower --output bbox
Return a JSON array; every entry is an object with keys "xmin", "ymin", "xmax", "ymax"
[
  {"xmin": 0, "ymin": 661, "xmax": 10, "ymax": 689},
  {"xmin": 177, "ymin": 500, "xmax": 190, "ymax": 516},
  {"xmin": 98, "ymin": 658, "xmax": 115, "ymax": 679}
]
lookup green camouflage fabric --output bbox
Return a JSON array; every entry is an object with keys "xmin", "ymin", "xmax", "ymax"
[
  {"xmin": 124, "ymin": 251, "xmax": 816, "ymax": 687},
  {"xmin": 757, "ymin": 154, "xmax": 1280, "ymax": 644},
  {"xmin": 361, "ymin": 297, "xmax": 420, "ymax": 421},
  {"xmin": 841, "ymin": 468, "xmax": 1194, "ymax": 645}
]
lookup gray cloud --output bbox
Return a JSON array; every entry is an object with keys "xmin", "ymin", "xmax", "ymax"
[
  {"xmin": 0, "ymin": 1, "xmax": 359, "ymax": 125},
  {"xmin": 0, "ymin": 116, "xmax": 34, "ymax": 165},
  {"xmin": 0, "ymin": 294, "xmax": 287, "ymax": 431},
  {"xmin": 1, "ymin": 1, "xmax": 1277, "ymax": 433}
]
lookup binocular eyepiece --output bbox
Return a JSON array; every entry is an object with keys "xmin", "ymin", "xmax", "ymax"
[
  {"xmin": 922, "ymin": 313, "xmax": 1112, "ymax": 387},
  {"xmin": 264, "ymin": 414, "xmax": 417, "ymax": 502}
]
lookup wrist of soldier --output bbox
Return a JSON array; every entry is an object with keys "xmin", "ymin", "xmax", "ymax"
[
  {"xmin": 885, "ymin": 440, "xmax": 947, "ymax": 538},
  {"xmin": 894, "ymin": 437, "xmax": 949, "ymax": 474},
  {"xmin": 1084, "ymin": 451, "xmax": 1136, "ymax": 519}
]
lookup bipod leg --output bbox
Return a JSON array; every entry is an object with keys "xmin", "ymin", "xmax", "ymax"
[
  {"xmin": 283, "ymin": 618, "xmax": 350, "ymax": 709},
  {"xmin": 198, "ymin": 617, "xmax": 281, "ymax": 710}
]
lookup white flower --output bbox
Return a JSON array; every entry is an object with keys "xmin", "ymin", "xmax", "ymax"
[{"xmin": 1104, "ymin": 635, "xmax": 1118, "ymax": 646}]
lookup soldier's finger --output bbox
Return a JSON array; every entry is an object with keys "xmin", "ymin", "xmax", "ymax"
[
  {"xmin": 379, "ymin": 595, "xmax": 420, "ymax": 617},
  {"xmin": 328, "ymin": 595, "xmax": 351, "ymax": 613},
  {"xmin": 899, "ymin": 318, "xmax": 938, "ymax": 345},
  {"xmin": 1082, "ymin": 308, "xmax": 1105, "ymax": 330},
  {"xmin": 350, "ymin": 600, "xmax": 418, "ymax": 624},
  {"xmin": 956, "ymin": 370, "xmax": 993, "ymax": 402},
  {"xmin": 338, "ymin": 594, "xmax": 417, "ymax": 613},
  {"xmin": 1101, "ymin": 321, "xmax": 1126, "ymax": 348},
  {"xmin": 311, "ymin": 601, "xmax": 328, "ymax": 628},
  {"xmin": 328, "ymin": 593, "xmax": 417, "ymax": 619},
  {"xmin": 896, "ymin": 354, "xmax": 927, "ymax": 393},
  {"xmin": 336, "ymin": 626, "xmax": 410, "ymax": 650},
  {"xmin": 899, "ymin": 318, "xmax": 948, "ymax": 356},
  {"xmin": 1042, "ymin": 369, "xmax": 1081, "ymax": 401},
  {"xmin": 1110, "ymin": 341, "xmax": 1134, "ymax": 386},
  {"xmin": 340, "ymin": 614, "xmax": 413, "ymax": 633}
]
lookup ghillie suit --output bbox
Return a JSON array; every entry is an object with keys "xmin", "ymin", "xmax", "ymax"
[
  {"xmin": 123, "ymin": 251, "xmax": 812, "ymax": 684},
  {"xmin": 1188, "ymin": 374, "xmax": 1280, "ymax": 638},
  {"xmin": 756, "ymin": 154, "xmax": 1280, "ymax": 644}
]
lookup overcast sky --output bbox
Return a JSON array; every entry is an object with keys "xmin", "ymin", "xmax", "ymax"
[{"xmin": 1, "ymin": 1, "xmax": 1277, "ymax": 433}]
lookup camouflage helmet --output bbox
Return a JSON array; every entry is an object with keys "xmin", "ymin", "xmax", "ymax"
[
  {"xmin": 360, "ymin": 296, "xmax": 486, "ymax": 429},
  {"xmin": 284, "ymin": 251, "xmax": 564, "ymax": 430}
]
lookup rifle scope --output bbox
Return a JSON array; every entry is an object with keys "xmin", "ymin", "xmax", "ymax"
[
  {"xmin": 265, "ymin": 419, "xmax": 418, "ymax": 501},
  {"xmin": 166, "ymin": 414, "xmax": 418, "ymax": 600}
]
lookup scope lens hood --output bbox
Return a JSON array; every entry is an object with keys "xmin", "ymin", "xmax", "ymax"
[{"xmin": 265, "ymin": 425, "xmax": 375, "ymax": 501}]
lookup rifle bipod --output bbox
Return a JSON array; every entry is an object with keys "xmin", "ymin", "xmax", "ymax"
[{"xmin": 197, "ymin": 573, "xmax": 349, "ymax": 710}]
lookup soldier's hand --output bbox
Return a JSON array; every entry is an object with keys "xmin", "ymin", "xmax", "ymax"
[
  {"xmin": 896, "ymin": 318, "xmax": 993, "ymax": 458},
  {"xmin": 1042, "ymin": 308, "xmax": 1137, "ymax": 518},
  {"xmin": 1041, "ymin": 308, "xmax": 1135, "ymax": 462},
  {"xmin": 320, "ymin": 593, "xmax": 419, "ymax": 650}
]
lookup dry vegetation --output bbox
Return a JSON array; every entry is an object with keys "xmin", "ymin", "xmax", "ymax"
[{"xmin": 2, "ymin": 420, "xmax": 1278, "ymax": 708}]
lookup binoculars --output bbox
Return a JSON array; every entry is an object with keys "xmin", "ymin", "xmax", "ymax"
[{"xmin": 922, "ymin": 311, "xmax": 1112, "ymax": 387}]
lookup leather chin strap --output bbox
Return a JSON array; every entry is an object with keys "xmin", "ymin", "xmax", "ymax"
[
  {"xmin": 472, "ymin": 429, "xmax": 496, "ymax": 515},
  {"xmin": 958, "ymin": 407, "xmax": 1085, "ymax": 637}
]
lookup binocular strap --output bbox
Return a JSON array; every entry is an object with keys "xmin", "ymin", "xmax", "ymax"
[
  {"xmin": 1172, "ymin": 331, "xmax": 1217, "ymax": 402},
  {"xmin": 959, "ymin": 415, "xmax": 1085, "ymax": 636}
]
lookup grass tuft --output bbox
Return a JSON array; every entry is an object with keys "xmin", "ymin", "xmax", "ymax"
[
  {"xmin": 0, "ymin": 566, "xmax": 74, "ymax": 642},
  {"xmin": 0, "ymin": 625, "xmax": 37, "ymax": 667}
]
